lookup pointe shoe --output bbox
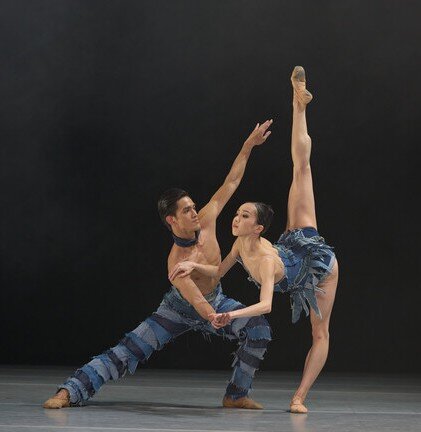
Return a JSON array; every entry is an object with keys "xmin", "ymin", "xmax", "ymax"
[
  {"xmin": 290, "ymin": 397, "xmax": 308, "ymax": 414},
  {"xmin": 291, "ymin": 66, "xmax": 313, "ymax": 106},
  {"xmin": 43, "ymin": 389, "xmax": 70, "ymax": 409},
  {"xmin": 223, "ymin": 396, "xmax": 263, "ymax": 409}
]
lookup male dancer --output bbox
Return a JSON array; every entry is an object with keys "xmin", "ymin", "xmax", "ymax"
[{"xmin": 44, "ymin": 120, "xmax": 273, "ymax": 409}]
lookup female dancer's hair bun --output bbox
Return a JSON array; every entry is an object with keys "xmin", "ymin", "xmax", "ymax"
[{"xmin": 253, "ymin": 202, "xmax": 274, "ymax": 235}]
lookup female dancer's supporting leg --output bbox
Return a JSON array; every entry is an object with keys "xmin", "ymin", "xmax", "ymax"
[{"xmin": 286, "ymin": 67, "xmax": 339, "ymax": 413}]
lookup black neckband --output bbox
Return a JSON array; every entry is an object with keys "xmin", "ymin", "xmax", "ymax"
[{"xmin": 172, "ymin": 230, "xmax": 200, "ymax": 247}]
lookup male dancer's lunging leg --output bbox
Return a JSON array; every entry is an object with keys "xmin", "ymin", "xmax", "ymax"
[{"xmin": 43, "ymin": 120, "xmax": 274, "ymax": 409}]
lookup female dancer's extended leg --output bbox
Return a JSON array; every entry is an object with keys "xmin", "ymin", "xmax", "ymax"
[{"xmin": 286, "ymin": 67, "xmax": 339, "ymax": 413}]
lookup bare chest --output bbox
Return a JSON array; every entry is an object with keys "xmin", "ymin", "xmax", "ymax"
[
  {"xmin": 239, "ymin": 243, "xmax": 284, "ymax": 285},
  {"xmin": 169, "ymin": 232, "xmax": 221, "ymax": 268}
]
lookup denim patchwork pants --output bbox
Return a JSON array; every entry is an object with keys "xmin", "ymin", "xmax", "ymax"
[{"xmin": 60, "ymin": 284, "xmax": 272, "ymax": 405}]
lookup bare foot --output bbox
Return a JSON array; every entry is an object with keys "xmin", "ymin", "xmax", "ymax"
[{"xmin": 43, "ymin": 389, "xmax": 70, "ymax": 409}]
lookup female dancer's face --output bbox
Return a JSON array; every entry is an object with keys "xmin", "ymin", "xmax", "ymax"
[{"xmin": 232, "ymin": 203, "xmax": 262, "ymax": 237}]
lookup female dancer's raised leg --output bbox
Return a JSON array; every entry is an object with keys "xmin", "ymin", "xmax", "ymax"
[{"xmin": 286, "ymin": 67, "xmax": 339, "ymax": 413}]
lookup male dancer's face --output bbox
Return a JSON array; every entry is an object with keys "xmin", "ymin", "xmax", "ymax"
[
  {"xmin": 170, "ymin": 196, "xmax": 201, "ymax": 233},
  {"xmin": 232, "ymin": 203, "xmax": 262, "ymax": 237}
]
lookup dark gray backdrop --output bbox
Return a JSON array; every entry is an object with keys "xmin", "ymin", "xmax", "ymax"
[{"xmin": 1, "ymin": 0, "xmax": 420, "ymax": 373}]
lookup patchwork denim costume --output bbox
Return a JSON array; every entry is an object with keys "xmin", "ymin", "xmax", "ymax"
[
  {"xmin": 59, "ymin": 285, "xmax": 271, "ymax": 405},
  {"xmin": 238, "ymin": 227, "xmax": 335, "ymax": 323}
]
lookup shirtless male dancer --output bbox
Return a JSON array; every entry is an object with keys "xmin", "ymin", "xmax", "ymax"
[{"xmin": 43, "ymin": 120, "xmax": 273, "ymax": 410}]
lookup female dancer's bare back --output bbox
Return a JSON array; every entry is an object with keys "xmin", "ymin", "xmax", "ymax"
[{"xmin": 286, "ymin": 66, "xmax": 339, "ymax": 413}]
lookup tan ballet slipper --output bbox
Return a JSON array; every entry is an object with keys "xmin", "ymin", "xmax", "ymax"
[
  {"xmin": 290, "ymin": 396, "xmax": 308, "ymax": 414},
  {"xmin": 222, "ymin": 395, "xmax": 263, "ymax": 409},
  {"xmin": 291, "ymin": 66, "xmax": 313, "ymax": 106},
  {"xmin": 43, "ymin": 389, "xmax": 70, "ymax": 409}
]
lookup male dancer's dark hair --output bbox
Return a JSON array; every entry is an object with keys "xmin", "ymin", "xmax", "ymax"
[{"xmin": 158, "ymin": 188, "xmax": 190, "ymax": 230}]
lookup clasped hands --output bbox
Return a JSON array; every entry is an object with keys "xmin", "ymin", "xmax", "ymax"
[{"xmin": 208, "ymin": 312, "xmax": 232, "ymax": 329}]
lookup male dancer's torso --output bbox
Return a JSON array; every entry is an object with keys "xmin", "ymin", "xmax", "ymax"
[{"xmin": 168, "ymin": 219, "xmax": 221, "ymax": 296}]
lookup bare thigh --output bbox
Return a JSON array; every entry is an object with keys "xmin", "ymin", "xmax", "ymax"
[
  {"xmin": 310, "ymin": 259, "xmax": 339, "ymax": 331},
  {"xmin": 286, "ymin": 165, "xmax": 317, "ymax": 231}
]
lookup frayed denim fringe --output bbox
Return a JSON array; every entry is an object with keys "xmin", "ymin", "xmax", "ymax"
[{"xmin": 59, "ymin": 284, "xmax": 271, "ymax": 405}]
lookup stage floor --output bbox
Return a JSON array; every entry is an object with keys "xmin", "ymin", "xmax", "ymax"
[{"xmin": 0, "ymin": 366, "xmax": 420, "ymax": 432}]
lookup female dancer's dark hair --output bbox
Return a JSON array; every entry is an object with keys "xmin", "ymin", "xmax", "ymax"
[{"xmin": 253, "ymin": 202, "xmax": 274, "ymax": 235}]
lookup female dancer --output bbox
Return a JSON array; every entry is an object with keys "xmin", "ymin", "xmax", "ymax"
[{"xmin": 169, "ymin": 67, "xmax": 339, "ymax": 413}]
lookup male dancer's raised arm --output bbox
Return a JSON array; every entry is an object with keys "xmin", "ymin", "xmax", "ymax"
[
  {"xmin": 168, "ymin": 120, "xmax": 273, "ymax": 320},
  {"xmin": 199, "ymin": 120, "xmax": 273, "ymax": 226}
]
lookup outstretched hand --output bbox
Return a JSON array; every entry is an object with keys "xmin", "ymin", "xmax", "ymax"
[
  {"xmin": 168, "ymin": 261, "xmax": 195, "ymax": 281},
  {"xmin": 244, "ymin": 119, "xmax": 273, "ymax": 148},
  {"xmin": 208, "ymin": 312, "xmax": 232, "ymax": 329}
]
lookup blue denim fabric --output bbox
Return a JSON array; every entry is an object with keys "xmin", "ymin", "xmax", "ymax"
[
  {"xmin": 237, "ymin": 227, "xmax": 335, "ymax": 324},
  {"xmin": 60, "ymin": 284, "xmax": 271, "ymax": 405},
  {"xmin": 274, "ymin": 227, "xmax": 335, "ymax": 323}
]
